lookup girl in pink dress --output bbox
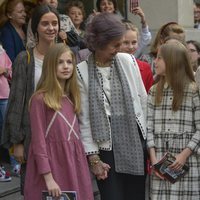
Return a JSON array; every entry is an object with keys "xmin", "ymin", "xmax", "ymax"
[{"xmin": 24, "ymin": 43, "xmax": 93, "ymax": 200}]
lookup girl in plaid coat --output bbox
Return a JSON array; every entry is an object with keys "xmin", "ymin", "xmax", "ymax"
[{"xmin": 147, "ymin": 41, "xmax": 200, "ymax": 200}]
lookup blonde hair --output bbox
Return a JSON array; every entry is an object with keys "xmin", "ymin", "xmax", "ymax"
[
  {"xmin": 155, "ymin": 41, "xmax": 195, "ymax": 111},
  {"xmin": 123, "ymin": 21, "xmax": 139, "ymax": 38},
  {"xmin": 33, "ymin": 43, "xmax": 81, "ymax": 113}
]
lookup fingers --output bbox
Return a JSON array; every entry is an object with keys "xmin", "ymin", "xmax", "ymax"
[
  {"xmin": 170, "ymin": 161, "xmax": 184, "ymax": 170},
  {"xmin": 48, "ymin": 188, "xmax": 61, "ymax": 198}
]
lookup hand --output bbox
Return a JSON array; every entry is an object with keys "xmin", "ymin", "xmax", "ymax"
[
  {"xmin": 132, "ymin": 7, "xmax": 146, "ymax": 26},
  {"xmin": 13, "ymin": 144, "xmax": 25, "ymax": 164},
  {"xmin": 92, "ymin": 9, "xmax": 101, "ymax": 16},
  {"xmin": 44, "ymin": 173, "xmax": 61, "ymax": 198},
  {"xmin": 58, "ymin": 30, "xmax": 67, "ymax": 42},
  {"xmin": 0, "ymin": 66, "xmax": 6, "ymax": 75},
  {"xmin": 90, "ymin": 160, "xmax": 110, "ymax": 180},
  {"xmin": 169, "ymin": 149, "xmax": 191, "ymax": 171}
]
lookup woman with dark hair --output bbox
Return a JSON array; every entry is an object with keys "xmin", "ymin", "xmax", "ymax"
[
  {"xmin": 0, "ymin": 0, "xmax": 26, "ymax": 62},
  {"xmin": 1, "ymin": 4, "xmax": 60, "ymax": 195},
  {"xmin": 77, "ymin": 13, "xmax": 147, "ymax": 200}
]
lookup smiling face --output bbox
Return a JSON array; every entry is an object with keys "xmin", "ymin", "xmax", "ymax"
[
  {"xmin": 8, "ymin": 2, "xmax": 26, "ymax": 26},
  {"xmin": 99, "ymin": 0, "xmax": 115, "ymax": 13},
  {"xmin": 37, "ymin": 12, "xmax": 59, "ymax": 44},
  {"xmin": 56, "ymin": 51, "xmax": 74, "ymax": 83},
  {"xmin": 68, "ymin": 6, "xmax": 83, "ymax": 29},
  {"xmin": 40, "ymin": 0, "xmax": 58, "ymax": 8},
  {"xmin": 154, "ymin": 49, "xmax": 166, "ymax": 76},
  {"xmin": 96, "ymin": 37, "xmax": 123, "ymax": 63},
  {"xmin": 120, "ymin": 30, "xmax": 138, "ymax": 54}
]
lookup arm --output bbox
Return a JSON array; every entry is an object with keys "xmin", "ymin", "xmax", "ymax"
[
  {"xmin": 132, "ymin": 7, "xmax": 152, "ymax": 58},
  {"xmin": 2, "ymin": 52, "xmax": 27, "ymax": 146},
  {"xmin": 30, "ymin": 95, "xmax": 61, "ymax": 196},
  {"xmin": 76, "ymin": 64, "xmax": 99, "ymax": 154}
]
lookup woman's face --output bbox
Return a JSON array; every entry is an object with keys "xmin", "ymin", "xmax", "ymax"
[
  {"xmin": 96, "ymin": 37, "xmax": 123, "ymax": 62},
  {"xmin": 99, "ymin": 0, "xmax": 115, "ymax": 13},
  {"xmin": 187, "ymin": 43, "xmax": 200, "ymax": 68},
  {"xmin": 40, "ymin": 0, "xmax": 58, "ymax": 8},
  {"xmin": 37, "ymin": 12, "xmax": 59, "ymax": 44},
  {"xmin": 68, "ymin": 6, "xmax": 83, "ymax": 28},
  {"xmin": 8, "ymin": 2, "xmax": 26, "ymax": 26},
  {"xmin": 120, "ymin": 30, "xmax": 138, "ymax": 55},
  {"xmin": 154, "ymin": 49, "xmax": 166, "ymax": 76}
]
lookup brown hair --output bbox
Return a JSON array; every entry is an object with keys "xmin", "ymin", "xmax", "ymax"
[
  {"xmin": 66, "ymin": 0, "xmax": 86, "ymax": 19},
  {"xmin": 0, "ymin": 0, "xmax": 24, "ymax": 27},
  {"xmin": 155, "ymin": 41, "xmax": 194, "ymax": 111},
  {"xmin": 150, "ymin": 22, "xmax": 185, "ymax": 56}
]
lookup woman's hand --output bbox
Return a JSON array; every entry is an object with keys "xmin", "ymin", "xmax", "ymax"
[
  {"xmin": 13, "ymin": 143, "xmax": 25, "ymax": 164},
  {"xmin": 44, "ymin": 173, "xmax": 61, "ymax": 198},
  {"xmin": 88, "ymin": 154, "xmax": 110, "ymax": 180},
  {"xmin": 91, "ymin": 160, "xmax": 110, "ymax": 180},
  {"xmin": 58, "ymin": 30, "xmax": 67, "ymax": 42}
]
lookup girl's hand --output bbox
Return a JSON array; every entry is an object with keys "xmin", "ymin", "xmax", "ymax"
[
  {"xmin": 169, "ymin": 148, "xmax": 191, "ymax": 170},
  {"xmin": 44, "ymin": 173, "xmax": 61, "ymax": 198}
]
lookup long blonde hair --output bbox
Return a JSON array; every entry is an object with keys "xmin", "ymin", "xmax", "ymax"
[
  {"xmin": 33, "ymin": 43, "xmax": 81, "ymax": 113},
  {"xmin": 155, "ymin": 41, "xmax": 195, "ymax": 111}
]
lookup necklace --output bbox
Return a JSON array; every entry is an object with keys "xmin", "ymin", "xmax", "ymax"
[{"xmin": 95, "ymin": 60, "xmax": 112, "ymax": 67}]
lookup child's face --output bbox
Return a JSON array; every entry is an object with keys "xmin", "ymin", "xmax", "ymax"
[
  {"xmin": 100, "ymin": 0, "xmax": 115, "ymax": 13},
  {"xmin": 154, "ymin": 49, "xmax": 166, "ymax": 76},
  {"xmin": 120, "ymin": 30, "xmax": 138, "ymax": 55},
  {"xmin": 68, "ymin": 6, "xmax": 83, "ymax": 28},
  {"xmin": 57, "ymin": 51, "xmax": 74, "ymax": 82}
]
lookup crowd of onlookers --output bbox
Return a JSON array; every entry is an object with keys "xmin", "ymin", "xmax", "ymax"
[{"xmin": 0, "ymin": 0, "xmax": 200, "ymax": 200}]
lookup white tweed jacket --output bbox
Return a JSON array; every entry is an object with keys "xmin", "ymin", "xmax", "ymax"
[{"xmin": 77, "ymin": 53, "xmax": 147, "ymax": 154}]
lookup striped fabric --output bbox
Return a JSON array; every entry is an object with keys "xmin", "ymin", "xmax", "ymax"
[{"xmin": 147, "ymin": 82, "xmax": 200, "ymax": 200}]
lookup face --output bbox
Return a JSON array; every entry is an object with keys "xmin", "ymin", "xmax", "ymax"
[
  {"xmin": 37, "ymin": 12, "xmax": 59, "ymax": 43},
  {"xmin": 68, "ymin": 6, "xmax": 83, "ymax": 28},
  {"xmin": 40, "ymin": 0, "xmax": 58, "ymax": 8},
  {"xmin": 8, "ymin": 2, "xmax": 26, "ymax": 26},
  {"xmin": 99, "ymin": 0, "xmax": 115, "ymax": 13},
  {"xmin": 187, "ymin": 43, "xmax": 200, "ymax": 66},
  {"xmin": 194, "ymin": 4, "xmax": 200, "ymax": 21},
  {"xmin": 154, "ymin": 49, "xmax": 166, "ymax": 76},
  {"xmin": 97, "ymin": 37, "xmax": 124, "ymax": 62},
  {"xmin": 120, "ymin": 30, "xmax": 138, "ymax": 54},
  {"xmin": 57, "ymin": 51, "xmax": 74, "ymax": 82}
]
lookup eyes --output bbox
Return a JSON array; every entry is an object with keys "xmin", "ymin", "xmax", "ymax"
[
  {"xmin": 40, "ymin": 20, "xmax": 58, "ymax": 27},
  {"xmin": 58, "ymin": 59, "xmax": 73, "ymax": 65}
]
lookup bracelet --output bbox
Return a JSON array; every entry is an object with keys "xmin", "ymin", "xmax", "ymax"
[{"xmin": 89, "ymin": 156, "xmax": 101, "ymax": 166}]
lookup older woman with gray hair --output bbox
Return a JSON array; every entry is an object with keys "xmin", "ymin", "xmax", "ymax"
[{"xmin": 77, "ymin": 13, "xmax": 147, "ymax": 200}]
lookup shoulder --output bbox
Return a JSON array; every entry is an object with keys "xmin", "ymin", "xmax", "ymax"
[
  {"xmin": 187, "ymin": 82, "xmax": 199, "ymax": 94},
  {"xmin": 30, "ymin": 93, "xmax": 45, "ymax": 106},
  {"xmin": 136, "ymin": 59, "xmax": 151, "ymax": 71}
]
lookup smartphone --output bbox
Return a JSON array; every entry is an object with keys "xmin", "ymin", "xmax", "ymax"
[{"xmin": 130, "ymin": 0, "xmax": 139, "ymax": 12}]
